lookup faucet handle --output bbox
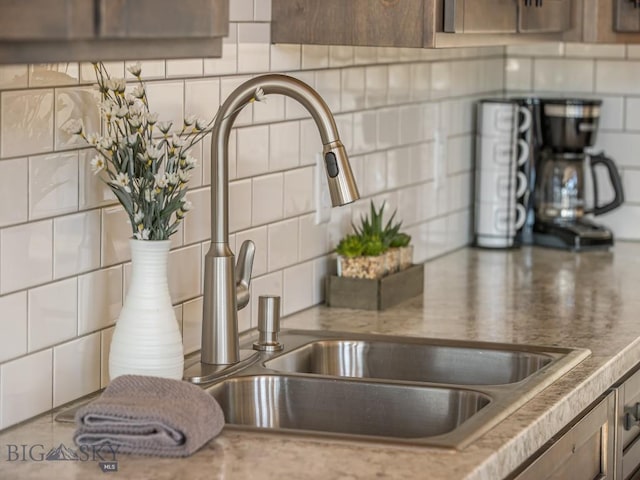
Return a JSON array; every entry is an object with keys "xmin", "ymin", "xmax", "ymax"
[
  {"xmin": 253, "ymin": 295, "xmax": 283, "ymax": 352},
  {"xmin": 235, "ymin": 240, "xmax": 255, "ymax": 310}
]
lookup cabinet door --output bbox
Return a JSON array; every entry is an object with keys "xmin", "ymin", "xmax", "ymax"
[
  {"xmin": 614, "ymin": 0, "xmax": 640, "ymax": 33},
  {"xmin": 0, "ymin": 0, "xmax": 93, "ymax": 40},
  {"xmin": 444, "ymin": 0, "xmax": 518, "ymax": 33},
  {"xmin": 98, "ymin": 0, "xmax": 228, "ymax": 39},
  {"xmin": 272, "ymin": 0, "xmax": 426, "ymax": 48},
  {"xmin": 518, "ymin": 0, "xmax": 572, "ymax": 33},
  {"xmin": 511, "ymin": 392, "xmax": 616, "ymax": 480}
]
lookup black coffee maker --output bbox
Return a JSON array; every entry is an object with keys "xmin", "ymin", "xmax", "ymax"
[{"xmin": 532, "ymin": 99, "xmax": 624, "ymax": 250}]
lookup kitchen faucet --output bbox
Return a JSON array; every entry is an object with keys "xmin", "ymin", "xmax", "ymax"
[{"xmin": 184, "ymin": 74, "xmax": 360, "ymax": 383}]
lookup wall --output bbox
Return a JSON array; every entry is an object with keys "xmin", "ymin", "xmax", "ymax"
[
  {"xmin": 505, "ymin": 42, "xmax": 640, "ymax": 239},
  {"xmin": 0, "ymin": 2, "xmax": 505, "ymax": 429}
]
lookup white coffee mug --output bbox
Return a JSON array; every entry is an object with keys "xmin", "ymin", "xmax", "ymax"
[
  {"xmin": 477, "ymin": 170, "xmax": 528, "ymax": 204},
  {"xmin": 475, "ymin": 202, "xmax": 526, "ymax": 248},
  {"xmin": 479, "ymin": 101, "xmax": 532, "ymax": 137},
  {"xmin": 477, "ymin": 136, "xmax": 530, "ymax": 170}
]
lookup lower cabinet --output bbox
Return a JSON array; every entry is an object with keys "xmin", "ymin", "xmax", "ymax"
[
  {"xmin": 615, "ymin": 364, "xmax": 640, "ymax": 480},
  {"xmin": 510, "ymin": 391, "xmax": 616, "ymax": 480}
]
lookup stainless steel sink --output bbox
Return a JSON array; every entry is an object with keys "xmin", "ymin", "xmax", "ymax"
[
  {"xmin": 208, "ymin": 375, "xmax": 490, "ymax": 440},
  {"xmin": 264, "ymin": 339, "xmax": 553, "ymax": 385},
  {"xmin": 201, "ymin": 330, "xmax": 590, "ymax": 449}
]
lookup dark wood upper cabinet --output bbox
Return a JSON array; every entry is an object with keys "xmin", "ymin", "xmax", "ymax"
[
  {"xmin": 519, "ymin": 0, "xmax": 572, "ymax": 33},
  {"xmin": 563, "ymin": 0, "xmax": 640, "ymax": 43},
  {"xmin": 0, "ymin": 0, "xmax": 229, "ymax": 64},
  {"xmin": 272, "ymin": 0, "xmax": 569, "ymax": 48}
]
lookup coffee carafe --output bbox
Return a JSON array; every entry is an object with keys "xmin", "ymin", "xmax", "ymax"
[{"xmin": 532, "ymin": 99, "xmax": 624, "ymax": 250}]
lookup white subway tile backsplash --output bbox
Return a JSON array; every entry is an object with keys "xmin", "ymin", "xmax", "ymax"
[
  {"xmin": 30, "ymin": 63, "xmax": 79, "ymax": 87},
  {"xmin": 238, "ymin": 23, "xmax": 271, "ymax": 74},
  {"xmin": 204, "ymin": 24, "xmax": 238, "ymax": 76},
  {"xmin": 377, "ymin": 108, "xmax": 400, "ymax": 150},
  {"xmin": 0, "ymin": 65, "xmax": 28, "ymax": 89},
  {"xmin": 185, "ymin": 79, "xmax": 220, "ymax": 125},
  {"xmin": 352, "ymin": 110, "xmax": 377, "ymax": 155},
  {"xmin": 626, "ymin": 98, "xmax": 640, "ymax": 131},
  {"xmin": 79, "ymin": 62, "xmax": 124, "ymax": 83},
  {"xmin": 53, "ymin": 210, "xmax": 100, "ymax": 279},
  {"xmin": 315, "ymin": 70, "xmax": 342, "ymax": 113},
  {"xmin": 565, "ymin": 43, "xmax": 625, "ymax": 59},
  {"xmin": 506, "ymin": 42, "xmax": 564, "ymax": 57},
  {"xmin": 283, "ymin": 261, "xmax": 314, "ymax": 316},
  {"xmin": 596, "ymin": 61, "xmax": 640, "ymax": 95},
  {"xmin": 166, "ymin": 59, "xmax": 204, "ymax": 78},
  {"xmin": 101, "ymin": 206, "xmax": 132, "ymax": 267},
  {"xmin": 0, "ymin": 292, "xmax": 27, "ymax": 363},
  {"xmin": 53, "ymin": 333, "xmax": 100, "ymax": 407},
  {"xmin": 362, "ymin": 151, "xmax": 387, "ymax": 196},
  {"xmin": 183, "ymin": 188, "xmax": 211, "ymax": 245},
  {"xmin": 55, "ymin": 87, "xmax": 100, "ymax": 151},
  {"xmin": 230, "ymin": 0, "xmax": 254, "ymax": 21},
  {"xmin": 623, "ymin": 170, "xmax": 640, "ymax": 203},
  {"xmin": 365, "ymin": 65, "xmax": 388, "ymax": 108},
  {"xmin": 299, "ymin": 214, "xmax": 329, "ymax": 261},
  {"xmin": 125, "ymin": 60, "xmax": 165, "ymax": 80},
  {"xmin": 28, "ymin": 278, "xmax": 77, "ymax": 351},
  {"xmin": 270, "ymin": 44, "xmax": 301, "ymax": 72},
  {"xmin": 1, "ymin": 89, "xmax": 54, "ymax": 158},
  {"xmin": 284, "ymin": 167, "xmax": 314, "ymax": 217},
  {"xmin": 341, "ymin": 67, "xmax": 366, "ymax": 112},
  {"xmin": 0, "ymin": 157, "xmax": 28, "ymax": 227},
  {"xmin": 329, "ymin": 46, "xmax": 355, "ymax": 68},
  {"xmin": 167, "ymin": 244, "xmax": 202, "ymax": 303},
  {"xmin": 229, "ymin": 179, "xmax": 253, "ymax": 233},
  {"xmin": 254, "ymin": 0, "xmax": 272, "ymax": 21},
  {"xmin": 78, "ymin": 266, "xmax": 122, "ymax": 336},
  {"xmin": 1, "ymin": 220, "xmax": 53, "ymax": 294},
  {"xmin": 505, "ymin": 57, "xmax": 532, "ymax": 92},
  {"xmin": 534, "ymin": 58, "xmax": 594, "ymax": 92},
  {"xmin": 430, "ymin": 62, "xmax": 451, "ymax": 99},
  {"xmin": 237, "ymin": 125, "xmax": 269, "ymax": 177},
  {"xmin": 145, "ymin": 81, "xmax": 184, "ymax": 133},
  {"xmin": 78, "ymin": 150, "xmax": 116, "ymax": 210},
  {"xmin": 269, "ymin": 122, "xmax": 300, "ymax": 171},
  {"xmin": 312, "ymin": 257, "xmax": 329, "ymax": 304},
  {"xmin": 410, "ymin": 63, "xmax": 431, "ymax": 102},
  {"xmin": 301, "ymin": 45, "xmax": 330, "ymax": 70},
  {"xmin": 268, "ymin": 218, "xmax": 299, "ymax": 271},
  {"xmin": 100, "ymin": 327, "xmax": 114, "ymax": 388},
  {"xmin": 29, "ymin": 152, "xmax": 78, "ymax": 220},
  {"xmin": 0, "ymin": 349, "xmax": 52, "ymax": 429},
  {"xmin": 252, "ymin": 173, "xmax": 284, "ymax": 225},
  {"xmin": 387, "ymin": 147, "xmax": 412, "ymax": 189},
  {"xmin": 599, "ymin": 96, "xmax": 625, "ymax": 131},
  {"xmin": 354, "ymin": 46, "xmax": 378, "ymax": 65},
  {"xmin": 182, "ymin": 297, "xmax": 203, "ymax": 355}
]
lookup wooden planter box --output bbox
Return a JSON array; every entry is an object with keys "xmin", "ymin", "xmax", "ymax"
[{"xmin": 326, "ymin": 264, "xmax": 424, "ymax": 311}]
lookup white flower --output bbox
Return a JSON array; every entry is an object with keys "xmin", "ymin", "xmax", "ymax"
[
  {"xmin": 184, "ymin": 154, "xmax": 198, "ymax": 167},
  {"xmin": 128, "ymin": 102, "xmax": 143, "ymax": 117},
  {"xmin": 112, "ymin": 172, "xmax": 131, "ymax": 193},
  {"xmin": 133, "ymin": 211, "xmax": 144, "ymax": 224},
  {"xmin": 115, "ymin": 106, "xmax": 128, "ymax": 118},
  {"xmin": 154, "ymin": 173, "xmax": 168, "ymax": 188},
  {"xmin": 126, "ymin": 134, "xmax": 138, "ymax": 146},
  {"xmin": 100, "ymin": 99, "xmax": 115, "ymax": 112},
  {"xmin": 134, "ymin": 228, "xmax": 150, "ymax": 240},
  {"xmin": 146, "ymin": 112, "xmax": 159, "ymax": 125},
  {"xmin": 195, "ymin": 118, "xmax": 209, "ymax": 131},
  {"xmin": 99, "ymin": 137, "xmax": 114, "ymax": 150},
  {"xmin": 106, "ymin": 78, "xmax": 126, "ymax": 93},
  {"xmin": 124, "ymin": 94, "xmax": 136, "ymax": 105},
  {"xmin": 253, "ymin": 87, "xmax": 266, "ymax": 103},
  {"xmin": 183, "ymin": 114, "xmax": 196, "ymax": 126},
  {"xmin": 64, "ymin": 119, "xmax": 83, "ymax": 135},
  {"xmin": 90, "ymin": 156, "xmax": 105, "ymax": 174},
  {"xmin": 182, "ymin": 200, "xmax": 193, "ymax": 211},
  {"xmin": 158, "ymin": 121, "xmax": 172, "ymax": 134},
  {"xmin": 166, "ymin": 172, "xmax": 180, "ymax": 185},
  {"xmin": 86, "ymin": 132, "xmax": 100, "ymax": 145},
  {"xmin": 127, "ymin": 62, "xmax": 142, "ymax": 77},
  {"xmin": 171, "ymin": 134, "xmax": 185, "ymax": 148},
  {"xmin": 146, "ymin": 145, "xmax": 162, "ymax": 159},
  {"xmin": 129, "ymin": 116, "xmax": 141, "ymax": 128},
  {"xmin": 178, "ymin": 169, "xmax": 191, "ymax": 183},
  {"xmin": 132, "ymin": 85, "xmax": 145, "ymax": 99}
]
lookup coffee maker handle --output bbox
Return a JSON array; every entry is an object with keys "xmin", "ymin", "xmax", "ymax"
[{"xmin": 589, "ymin": 152, "xmax": 625, "ymax": 216}]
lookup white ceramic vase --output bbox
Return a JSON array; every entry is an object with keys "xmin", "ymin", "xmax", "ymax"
[{"xmin": 109, "ymin": 239, "xmax": 184, "ymax": 381}]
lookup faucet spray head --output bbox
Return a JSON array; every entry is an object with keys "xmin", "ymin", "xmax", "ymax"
[{"xmin": 323, "ymin": 140, "xmax": 360, "ymax": 206}]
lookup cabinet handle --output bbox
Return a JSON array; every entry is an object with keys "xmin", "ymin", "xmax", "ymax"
[{"xmin": 624, "ymin": 402, "xmax": 640, "ymax": 430}]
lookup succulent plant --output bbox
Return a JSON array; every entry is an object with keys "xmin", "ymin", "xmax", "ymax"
[
  {"xmin": 390, "ymin": 232, "xmax": 412, "ymax": 248},
  {"xmin": 335, "ymin": 234, "xmax": 365, "ymax": 258}
]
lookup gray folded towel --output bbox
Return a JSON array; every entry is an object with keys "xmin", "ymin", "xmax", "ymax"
[{"xmin": 74, "ymin": 374, "xmax": 224, "ymax": 457}]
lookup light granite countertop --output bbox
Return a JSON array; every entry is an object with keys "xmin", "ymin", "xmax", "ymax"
[{"xmin": 3, "ymin": 243, "xmax": 640, "ymax": 479}]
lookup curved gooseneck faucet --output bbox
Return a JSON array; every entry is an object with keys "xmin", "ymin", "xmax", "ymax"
[{"xmin": 198, "ymin": 74, "xmax": 360, "ymax": 369}]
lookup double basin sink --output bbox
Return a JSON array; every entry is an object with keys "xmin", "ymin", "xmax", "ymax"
[{"xmin": 204, "ymin": 330, "xmax": 590, "ymax": 449}]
